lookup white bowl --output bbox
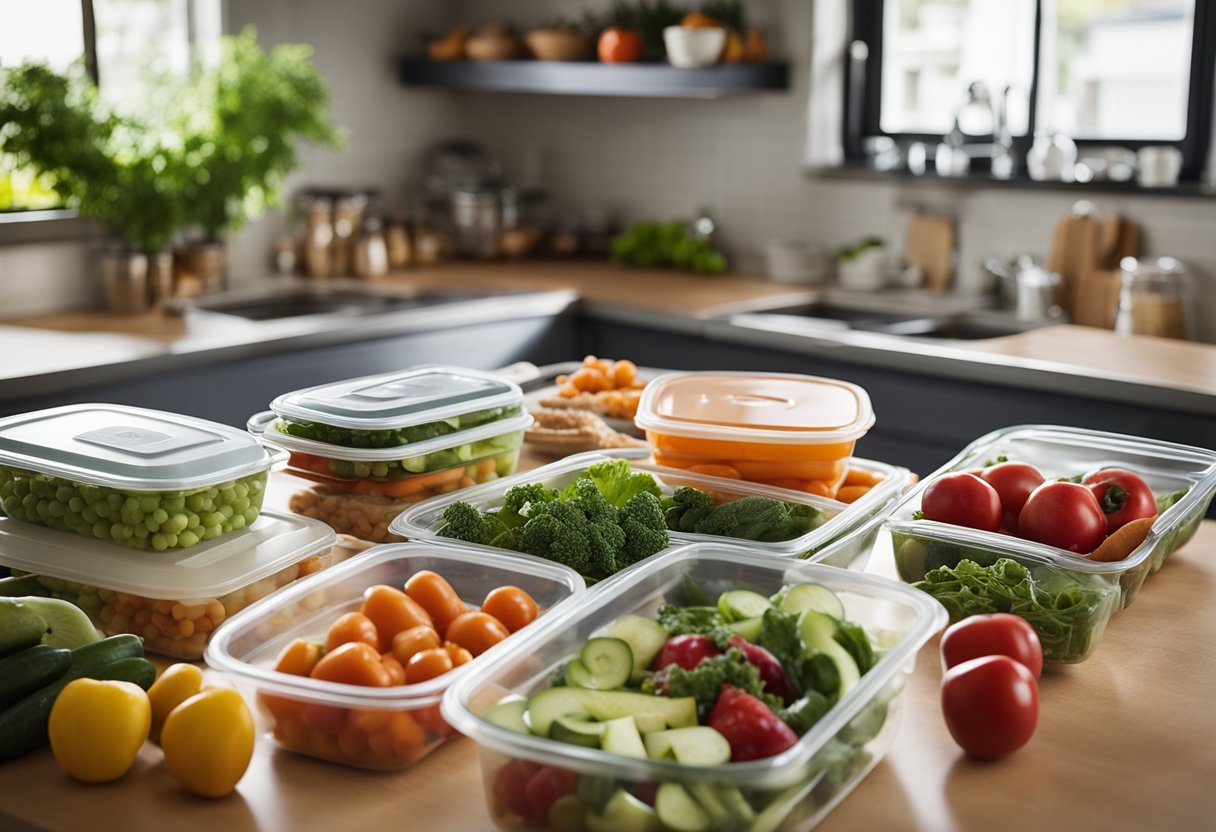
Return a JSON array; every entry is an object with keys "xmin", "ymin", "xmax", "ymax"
[{"xmin": 663, "ymin": 25, "xmax": 726, "ymax": 68}]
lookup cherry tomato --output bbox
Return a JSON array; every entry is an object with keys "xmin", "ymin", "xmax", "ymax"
[
  {"xmin": 1082, "ymin": 468, "xmax": 1158, "ymax": 535},
  {"xmin": 405, "ymin": 571, "xmax": 468, "ymax": 636},
  {"xmin": 524, "ymin": 765, "xmax": 578, "ymax": 821},
  {"xmin": 653, "ymin": 634, "xmax": 720, "ymax": 672},
  {"xmin": 324, "ymin": 612, "xmax": 380, "ymax": 653},
  {"xmin": 391, "ymin": 624, "xmax": 442, "ymax": 666},
  {"xmin": 310, "ymin": 642, "xmax": 392, "ymax": 687},
  {"xmin": 494, "ymin": 759, "xmax": 541, "ymax": 822},
  {"xmin": 445, "ymin": 611, "xmax": 509, "ymax": 656},
  {"xmin": 360, "ymin": 585, "xmax": 433, "ymax": 651},
  {"xmin": 272, "ymin": 639, "xmax": 323, "ymax": 677},
  {"xmin": 921, "ymin": 473, "xmax": 1002, "ymax": 532},
  {"xmin": 480, "ymin": 586, "xmax": 539, "ymax": 633},
  {"xmin": 980, "ymin": 462, "xmax": 1046, "ymax": 531},
  {"xmin": 940, "ymin": 655, "xmax": 1038, "ymax": 760},
  {"xmin": 940, "ymin": 613, "xmax": 1043, "ymax": 679},
  {"xmin": 404, "ymin": 647, "xmax": 454, "ymax": 684},
  {"xmin": 597, "ymin": 27, "xmax": 643, "ymax": 63},
  {"xmin": 1018, "ymin": 481, "xmax": 1107, "ymax": 553}
]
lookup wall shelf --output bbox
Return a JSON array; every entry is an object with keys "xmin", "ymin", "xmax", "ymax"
[{"xmin": 398, "ymin": 59, "xmax": 790, "ymax": 99}]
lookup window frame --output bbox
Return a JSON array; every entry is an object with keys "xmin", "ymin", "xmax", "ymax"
[{"xmin": 845, "ymin": 0, "xmax": 1216, "ymax": 183}]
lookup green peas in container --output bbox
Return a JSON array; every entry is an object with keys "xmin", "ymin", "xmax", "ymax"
[{"xmin": 0, "ymin": 405, "xmax": 287, "ymax": 552}]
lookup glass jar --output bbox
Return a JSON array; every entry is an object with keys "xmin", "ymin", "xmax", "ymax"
[{"xmin": 1114, "ymin": 257, "xmax": 1195, "ymax": 340}]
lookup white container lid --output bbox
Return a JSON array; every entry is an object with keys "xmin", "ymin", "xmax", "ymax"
[
  {"xmin": 635, "ymin": 371, "xmax": 875, "ymax": 445},
  {"xmin": 269, "ymin": 365, "xmax": 524, "ymax": 431},
  {"xmin": 249, "ymin": 411, "xmax": 533, "ymax": 462},
  {"xmin": 0, "ymin": 510, "xmax": 336, "ymax": 601},
  {"xmin": 0, "ymin": 404, "xmax": 285, "ymax": 492}
]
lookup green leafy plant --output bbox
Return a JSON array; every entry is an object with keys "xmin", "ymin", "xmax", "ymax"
[
  {"xmin": 0, "ymin": 27, "xmax": 341, "ymax": 251},
  {"xmin": 610, "ymin": 219, "xmax": 727, "ymax": 274}
]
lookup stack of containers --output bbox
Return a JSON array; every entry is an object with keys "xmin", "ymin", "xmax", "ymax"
[
  {"xmin": 634, "ymin": 371, "xmax": 877, "ymax": 498},
  {"xmin": 0, "ymin": 404, "xmax": 337, "ymax": 658},
  {"xmin": 248, "ymin": 365, "xmax": 532, "ymax": 543}
]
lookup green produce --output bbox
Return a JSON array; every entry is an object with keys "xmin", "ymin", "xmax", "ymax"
[
  {"xmin": 664, "ymin": 489, "xmax": 825, "ymax": 542},
  {"xmin": 656, "ymin": 604, "xmax": 729, "ymax": 641},
  {"xmin": 610, "ymin": 220, "xmax": 728, "ymax": 275},
  {"xmin": 275, "ymin": 404, "xmax": 522, "ymax": 450},
  {"xmin": 0, "ymin": 466, "xmax": 268, "ymax": 551},
  {"xmin": 643, "ymin": 649, "xmax": 783, "ymax": 719},
  {"xmin": 0, "ymin": 645, "xmax": 72, "ymax": 709},
  {"xmin": 0, "ymin": 634, "xmax": 148, "ymax": 762},
  {"xmin": 308, "ymin": 430, "xmax": 524, "ymax": 482},
  {"xmin": 0, "ymin": 597, "xmax": 48, "ymax": 655},
  {"xmin": 913, "ymin": 557, "xmax": 1109, "ymax": 663},
  {"xmin": 437, "ymin": 460, "xmax": 669, "ymax": 579},
  {"xmin": 1156, "ymin": 487, "xmax": 1189, "ymax": 513},
  {"xmin": 12, "ymin": 597, "xmax": 101, "ymax": 649}
]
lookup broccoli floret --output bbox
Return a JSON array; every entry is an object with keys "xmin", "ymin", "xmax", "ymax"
[
  {"xmin": 662, "ymin": 486, "xmax": 717, "ymax": 533},
  {"xmin": 500, "ymin": 482, "xmax": 556, "ymax": 528},
  {"xmin": 643, "ymin": 648, "xmax": 781, "ymax": 720},
  {"xmin": 693, "ymin": 496, "xmax": 822, "ymax": 543},
  {"xmin": 437, "ymin": 501, "xmax": 500, "ymax": 546},
  {"xmin": 586, "ymin": 459, "xmax": 662, "ymax": 508},
  {"xmin": 586, "ymin": 522, "xmax": 626, "ymax": 579},
  {"xmin": 617, "ymin": 491, "xmax": 669, "ymax": 565},
  {"xmin": 560, "ymin": 478, "xmax": 619, "ymax": 527},
  {"xmin": 517, "ymin": 501, "xmax": 596, "ymax": 575}
]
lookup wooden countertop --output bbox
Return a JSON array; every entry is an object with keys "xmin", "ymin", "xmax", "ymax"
[
  {"xmin": 2, "ymin": 260, "xmax": 1214, "ymax": 403},
  {"xmin": 3, "ymin": 518, "xmax": 1214, "ymax": 832}
]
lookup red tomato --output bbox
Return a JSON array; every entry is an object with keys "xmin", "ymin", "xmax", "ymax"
[
  {"xmin": 598, "ymin": 27, "xmax": 643, "ymax": 62},
  {"xmin": 493, "ymin": 759, "xmax": 541, "ymax": 822},
  {"xmin": 1018, "ymin": 481, "xmax": 1107, "ymax": 553},
  {"xmin": 980, "ymin": 463, "xmax": 1046, "ymax": 531},
  {"xmin": 940, "ymin": 614, "xmax": 1043, "ymax": 679},
  {"xmin": 652, "ymin": 635, "xmax": 720, "ymax": 672},
  {"xmin": 940, "ymin": 656, "xmax": 1039, "ymax": 760},
  {"xmin": 524, "ymin": 766, "xmax": 578, "ymax": 821},
  {"xmin": 1082, "ymin": 468, "xmax": 1158, "ymax": 535},
  {"xmin": 921, "ymin": 473, "xmax": 1002, "ymax": 532}
]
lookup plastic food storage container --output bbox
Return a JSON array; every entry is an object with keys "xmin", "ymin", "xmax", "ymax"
[
  {"xmin": 442, "ymin": 544, "xmax": 947, "ymax": 832},
  {"xmin": 883, "ymin": 425, "xmax": 1216, "ymax": 663},
  {"xmin": 205, "ymin": 541, "xmax": 586, "ymax": 770},
  {"xmin": 0, "ymin": 510, "xmax": 336, "ymax": 659},
  {"xmin": 249, "ymin": 365, "xmax": 532, "ymax": 542},
  {"xmin": 0, "ymin": 404, "xmax": 286, "ymax": 551},
  {"xmin": 635, "ymin": 372, "xmax": 875, "ymax": 497},
  {"xmin": 396, "ymin": 452, "xmax": 912, "ymax": 573}
]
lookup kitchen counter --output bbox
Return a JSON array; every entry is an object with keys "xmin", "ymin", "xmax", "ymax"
[
  {"xmin": 2, "ymin": 261, "xmax": 1214, "ymax": 415},
  {"xmin": 3, "ymin": 519, "xmax": 1213, "ymax": 832}
]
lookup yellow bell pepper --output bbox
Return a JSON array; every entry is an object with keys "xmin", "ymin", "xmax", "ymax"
[
  {"xmin": 48, "ymin": 679, "xmax": 150, "ymax": 783},
  {"xmin": 161, "ymin": 688, "xmax": 254, "ymax": 798}
]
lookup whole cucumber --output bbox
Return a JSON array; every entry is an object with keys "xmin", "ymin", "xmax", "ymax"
[
  {"xmin": 0, "ymin": 645, "xmax": 72, "ymax": 710},
  {"xmin": 0, "ymin": 634, "xmax": 144, "ymax": 762}
]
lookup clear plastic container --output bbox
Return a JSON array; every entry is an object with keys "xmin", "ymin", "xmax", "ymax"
[
  {"xmin": 0, "ymin": 404, "xmax": 286, "ymax": 551},
  {"xmin": 884, "ymin": 425, "xmax": 1216, "ymax": 662},
  {"xmin": 0, "ymin": 510, "xmax": 336, "ymax": 659},
  {"xmin": 396, "ymin": 452, "xmax": 912, "ymax": 572},
  {"xmin": 205, "ymin": 541, "xmax": 586, "ymax": 770},
  {"xmin": 267, "ymin": 364, "xmax": 525, "ymax": 450},
  {"xmin": 635, "ymin": 372, "xmax": 875, "ymax": 497},
  {"xmin": 441, "ymin": 544, "xmax": 947, "ymax": 832}
]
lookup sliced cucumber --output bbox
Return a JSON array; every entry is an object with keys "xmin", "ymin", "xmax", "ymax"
[
  {"xmin": 565, "ymin": 660, "xmax": 597, "ymax": 688},
  {"xmin": 481, "ymin": 696, "xmax": 529, "ymax": 735},
  {"xmin": 635, "ymin": 713, "xmax": 668, "ymax": 733},
  {"xmin": 552, "ymin": 716, "xmax": 606, "ymax": 748},
  {"xmin": 725, "ymin": 616, "xmax": 763, "ymax": 643},
  {"xmin": 401, "ymin": 455, "xmax": 429, "ymax": 473},
  {"xmin": 642, "ymin": 727, "xmax": 731, "ymax": 766},
  {"xmin": 686, "ymin": 783, "xmax": 731, "ymax": 829},
  {"xmin": 799, "ymin": 610, "xmax": 860, "ymax": 700},
  {"xmin": 751, "ymin": 783, "xmax": 812, "ymax": 832},
  {"xmin": 528, "ymin": 688, "xmax": 697, "ymax": 738},
  {"xmin": 776, "ymin": 584, "xmax": 844, "ymax": 620},
  {"xmin": 586, "ymin": 789, "xmax": 660, "ymax": 832},
  {"xmin": 575, "ymin": 637, "xmax": 633, "ymax": 690},
  {"xmin": 655, "ymin": 783, "xmax": 712, "ymax": 832},
  {"xmin": 601, "ymin": 716, "xmax": 647, "ymax": 759},
  {"xmin": 549, "ymin": 794, "xmax": 587, "ymax": 832},
  {"xmin": 717, "ymin": 590, "xmax": 772, "ymax": 623},
  {"xmin": 578, "ymin": 775, "xmax": 619, "ymax": 814},
  {"xmin": 607, "ymin": 615, "xmax": 669, "ymax": 682},
  {"xmin": 713, "ymin": 785, "xmax": 756, "ymax": 828}
]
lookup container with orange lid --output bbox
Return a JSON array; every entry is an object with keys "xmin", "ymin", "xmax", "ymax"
[{"xmin": 634, "ymin": 371, "xmax": 876, "ymax": 496}]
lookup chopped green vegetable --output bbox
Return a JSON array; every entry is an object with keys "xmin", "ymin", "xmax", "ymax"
[
  {"xmin": 643, "ymin": 649, "xmax": 781, "ymax": 719},
  {"xmin": 662, "ymin": 487, "xmax": 717, "ymax": 533},
  {"xmin": 758, "ymin": 607, "xmax": 840, "ymax": 699},
  {"xmin": 584, "ymin": 459, "xmax": 662, "ymax": 508},
  {"xmin": 833, "ymin": 622, "xmax": 875, "ymax": 675},
  {"xmin": 778, "ymin": 691, "xmax": 831, "ymax": 736},
  {"xmin": 275, "ymin": 404, "xmax": 522, "ymax": 449},
  {"xmin": 665, "ymin": 491, "xmax": 825, "ymax": 543},
  {"xmin": 656, "ymin": 604, "xmax": 731, "ymax": 645},
  {"xmin": 1156, "ymin": 487, "xmax": 1189, "ymax": 513},
  {"xmin": 913, "ymin": 558, "xmax": 1109, "ymax": 663}
]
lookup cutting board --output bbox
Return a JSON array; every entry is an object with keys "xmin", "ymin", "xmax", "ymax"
[
  {"xmin": 1048, "ymin": 212, "xmax": 1141, "ymax": 327},
  {"xmin": 904, "ymin": 213, "xmax": 955, "ymax": 292}
]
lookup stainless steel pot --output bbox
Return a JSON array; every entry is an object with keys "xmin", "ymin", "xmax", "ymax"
[
  {"xmin": 100, "ymin": 250, "xmax": 172, "ymax": 316},
  {"xmin": 984, "ymin": 255, "xmax": 1065, "ymax": 322}
]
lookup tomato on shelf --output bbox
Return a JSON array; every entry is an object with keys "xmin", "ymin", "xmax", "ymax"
[{"xmin": 597, "ymin": 27, "xmax": 643, "ymax": 62}]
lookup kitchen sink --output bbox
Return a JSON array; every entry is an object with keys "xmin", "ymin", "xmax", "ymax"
[{"xmin": 183, "ymin": 281, "xmax": 493, "ymax": 321}]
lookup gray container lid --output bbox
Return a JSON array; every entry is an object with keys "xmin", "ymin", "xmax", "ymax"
[
  {"xmin": 0, "ymin": 404, "xmax": 285, "ymax": 492},
  {"xmin": 268, "ymin": 365, "xmax": 523, "ymax": 431}
]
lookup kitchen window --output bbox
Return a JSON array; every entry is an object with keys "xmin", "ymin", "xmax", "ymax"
[
  {"xmin": 844, "ymin": 0, "xmax": 1216, "ymax": 184},
  {"xmin": 0, "ymin": 0, "xmax": 222, "ymax": 220}
]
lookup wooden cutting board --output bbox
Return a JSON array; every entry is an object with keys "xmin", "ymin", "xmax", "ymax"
[
  {"xmin": 904, "ymin": 213, "xmax": 955, "ymax": 292},
  {"xmin": 1072, "ymin": 217, "xmax": 1141, "ymax": 328}
]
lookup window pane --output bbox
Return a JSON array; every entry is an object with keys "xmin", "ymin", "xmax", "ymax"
[
  {"xmin": 0, "ymin": 0, "xmax": 85, "ymax": 71},
  {"xmin": 1042, "ymin": 0, "xmax": 1194, "ymax": 140},
  {"xmin": 880, "ymin": 0, "xmax": 1038, "ymax": 135}
]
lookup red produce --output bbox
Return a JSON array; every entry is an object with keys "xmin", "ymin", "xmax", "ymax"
[{"xmin": 708, "ymin": 684, "xmax": 799, "ymax": 762}]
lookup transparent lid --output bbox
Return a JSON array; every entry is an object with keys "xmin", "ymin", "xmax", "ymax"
[
  {"xmin": 635, "ymin": 372, "xmax": 875, "ymax": 444},
  {"xmin": 268, "ymin": 365, "xmax": 523, "ymax": 431},
  {"xmin": 0, "ymin": 404, "xmax": 285, "ymax": 491},
  {"xmin": 0, "ymin": 510, "xmax": 336, "ymax": 600},
  {"xmin": 248, "ymin": 411, "xmax": 533, "ymax": 462}
]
